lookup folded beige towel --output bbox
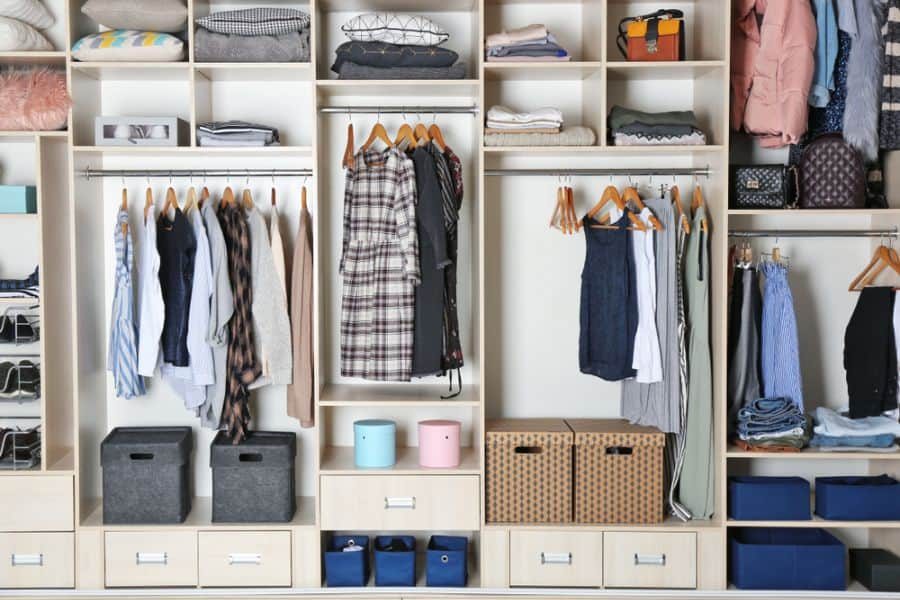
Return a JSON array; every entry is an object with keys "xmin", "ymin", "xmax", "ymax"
[
  {"xmin": 485, "ymin": 24, "xmax": 547, "ymax": 48},
  {"xmin": 484, "ymin": 127, "xmax": 560, "ymax": 135},
  {"xmin": 484, "ymin": 126, "xmax": 596, "ymax": 147}
]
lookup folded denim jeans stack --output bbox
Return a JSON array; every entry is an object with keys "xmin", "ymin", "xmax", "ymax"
[
  {"xmin": 196, "ymin": 121, "xmax": 280, "ymax": 147},
  {"xmin": 809, "ymin": 407, "xmax": 900, "ymax": 452},
  {"xmin": 735, "ymin": 396, "xmax": 811, "ymax": 452},
  {"xmin": 485, "ymin": 24, "xmax": 570, "ymax": 62},
  {"xmin": 608, "ymin": 105, "xmax": 708, "ymax": 146},
  {"xmin": 194, "ymin": 8, "xmax": 311, "ymax": 63},
  {"xmin": 334, "ymin": 13, "xmax": 466, "ymax": 79}
]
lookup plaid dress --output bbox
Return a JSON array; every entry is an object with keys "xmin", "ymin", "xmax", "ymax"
[{"xmin": 341, "ymin": 147, "xmax": 420, "ymax": 381}]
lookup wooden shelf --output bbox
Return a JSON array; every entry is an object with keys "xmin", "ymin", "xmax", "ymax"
[
  {"xmin": 71, "ymin": 62, "xmax": 190, "ymax": 80},
  {"xmin": 317, "ymin": 0, "xmax": 477, "ymax": 10},
  {"xmin": 485, "ymin": 516, "xmax": 724, "ymax": 532},
  {"xmin": 607, "ymin": 60, "xmax": 726, "ymax": 80},
  {"xmin": 729, "ymin": 208, "xmax": 900, "ymax": 216},
  {"xmin": 82, "ymin": 496, "xmax": 317, "ymax": 530},
  {"xmin": 483, "ymin": 61, "xmax": 603, "ymax": 81},
  {"xmin": 319, "ymin": 383, "xmax": 479, "ymax": 406},
  {"xmin": 0, "ymin": 131, "xmax": 67, "ymax": 139},
  {"xmin": 195, "ymin": 63, "xmax": 313, "ymax": 82},
  {"xmin": 73, "ymin": 145, "xmax": 312, "ymax": 156},
  {"xmin": 0, "ymin": 51, "xmax": 66, "ymax": 66},
  {"xmin": 727, "ymin": 446, "xmax": 900, "ymax": 460},
  {"xmin": 728, "ymin": 517, "xmax": 900, "ymax": 529},
  {"xmin": 316, "ymin": 79, "xmax": 479, "ymax": 98},
  {"xmin": 483, "ymin": 144, "xmax": 722, "ymax": 157},
  {"xmin": 320, "ymin": 446, "xmax": 480, "ymax": 475}
]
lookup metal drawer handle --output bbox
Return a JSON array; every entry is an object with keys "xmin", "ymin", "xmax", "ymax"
[
  {"xmin": 384, "ymin": 496, "xmax": 416, "ymax": 509},
  {"xmin": 11, "ymin": 553, "xmax": 43, "ymax": 567},
  {"xmin": 136, "ymin": 552, "xmax": 168, "ymax": 566},
  {"xmin": 634, "ymin": 553, "xmax": 666, "ymax": 566},
  {"xmin": 228, "ymin": 553, "xmax": 262, "ymax": 566},
  {"xmin": 540, "ymin": 552, "xmax": 572, "ymax": 565}
]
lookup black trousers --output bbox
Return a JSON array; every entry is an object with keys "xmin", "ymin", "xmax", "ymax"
[{"xmin": 844, "ymin": 287, "xmax": 897, "ymax": 418}]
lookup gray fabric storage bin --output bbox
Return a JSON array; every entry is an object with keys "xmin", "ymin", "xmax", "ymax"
[
  {"xmin": 101, "ymin": 427, "xmax": 193, "ymax": 524},
  {"xmin": 211, "ymin": 431, "xmax": 296, "ymax": 523}
]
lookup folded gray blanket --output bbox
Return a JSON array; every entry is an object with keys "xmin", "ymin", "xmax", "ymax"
[
  {"xmin": 484, "ymin": 126, "xmax": 596, "ymax": 146},
  {"xmin": 194, "ymin": 28, "xmax": 310, "ymax": 62},
  {"xmin": 338, "ymin": 62, "xmax": 467, "ymax": 80}
]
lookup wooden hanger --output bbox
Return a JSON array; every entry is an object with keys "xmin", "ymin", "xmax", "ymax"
[
  {"xmin": 222, "ymin": 185, "xmax": 235, "ymax": 207},
  {"xmin": 585, "ymin": 185, "xmax": 647, "ymax": 231},
  {"xmin": 242, "ymin": 188, "xmax": 254, "ymax": 210},
  {"xmin": 120, "ymin": 188, "xmax": 128, "ymax": 236},
  {"xmin": 622, "ymin": 187, "xmax": 663, "ymax": 231},
  {"xmin": 183, "ymin": 187, "xmax": 197, "ymax": 215},
  {"xmin": 301, "ymin": 185, "xmax": 308, "ymax": 212},
  {"xmin": 413, "ymin": 115, "xmax": 431, "ymax": 145},
  {"xmin": 549, "ymin": 186, "xmax": 563, "ymax": 231},
  {"xmin": 143, "ymin": 187, "xmax": 153, "ymax": 224},
  {"xmin": 394, "ymin": 122, "xmax": 417, "ymax": 148},
  {"xmin": 428, "ymin": 121, "xmax": 448, "ymax": 151},
  {"xmin": 361, "ymin": 121, "xmax": 392, "ymax": 152},
  {"xmin": 342, "ymin": 121, "xmax": 355, "ymax": 169},
  {"xmin": 849, "ymin": 245, "xmax": 900, "ymax": 291},
  {"xmin": 271, "ymin": 186, "xmax": 277, "ymax": 207},
  {"xmin": 566, "ymin": 185, "xmax": 578, "ymax": 233},
  {"xmin": 671, "ymin": 185, "xmax": 691, "ymax": 234},
  {"xmin": 693, "ymin": 184, "xmax": 708, "ymax": 233},
  {"xmin": 199, "ymin": 186, "xmax": 210, "ymax": 209},
  {"xmin": 161, "ymin": 186, "xmax": 179, "ymax": 219}
]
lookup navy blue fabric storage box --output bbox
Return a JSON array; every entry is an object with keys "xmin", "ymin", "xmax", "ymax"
[
  {"xmin": 728, "ymin": 476, "xmax": 811, "ymax": 520},
  {"xmin": 374, "ymin": 536, "xmax": 416, "ymax": 587},
  {"xmin": 730, "ymin": 528, "xmax": 846, "ymax": 590},
  {"xmin": 816, "ymin": 476, "xmax": 900, "ymax": 521},
  {"xmin": 324, "ymin": 535, "xmax": 369, "ymax": 587},
  {"xmin": 426, "ymin": 535, "xmax": 468, "ymax": 587}
]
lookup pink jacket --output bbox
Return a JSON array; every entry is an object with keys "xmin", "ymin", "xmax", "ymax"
[{"xmin": 730, "ymin": 0, "xmax": 816, "ymax": 148}]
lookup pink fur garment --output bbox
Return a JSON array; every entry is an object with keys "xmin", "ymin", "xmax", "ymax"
[{"xmin": 0, "ymin": 68, "xmax": 71, "ymax": 131}]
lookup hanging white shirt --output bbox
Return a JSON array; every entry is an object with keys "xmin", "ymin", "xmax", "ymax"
[
  {"xmin": 609, "ymin": 204, "xmax": 663, "ymax": 383},
  {"xmin": 136, "ymin": 205, "xmax": 165, "ymax": 378},
  {"xmin": 160, "ymin": 208, "xmax": 215, "ymax": 409},
  {"xmin": 270, "ymin": 203, "xmax": 288, "ymax": 299}
]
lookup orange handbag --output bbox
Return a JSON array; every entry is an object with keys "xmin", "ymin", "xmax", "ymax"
[{"xmin": 616, "ymin": 9, "xmax": 685, "ymax": 62}]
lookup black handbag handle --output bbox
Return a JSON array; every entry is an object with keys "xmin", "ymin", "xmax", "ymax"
[{"xmin": 617, "ymin": 9, "xmax": 685, "ymax": 58}]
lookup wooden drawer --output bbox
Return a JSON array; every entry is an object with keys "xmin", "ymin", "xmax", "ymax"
[
  {"xmin": 0, "ymin": 475, "xmax": 73, "ymax": 532},
  {"xmin": 603, "ymin": 532, "xmax": 696, "ymax": 589},
  {"xmin": 105, "ymin": 531, "xmax": 198, "ymax": 588},
  {"xmin": 509, "ymin": 530, "xmax": 603, "ymax": 588},
  {"xmin": 0, "ymin": 533, "xmax": 74, "ymax": 588},
  {"xmin": 199, "ymin": 531, "xmax": 291, "ymax": 588},
  {"xmin": 320, "ymin": 475, "xmax": 479, "ymax": 531}
]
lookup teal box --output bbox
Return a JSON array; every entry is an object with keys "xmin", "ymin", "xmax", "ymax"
[
  {"xmin": 354, "ymin": 419, "xmax": 396, "ymax": 468},
  {"xmin": 0, "ymin": 186, "xmax": 37, "ymax": 214}
]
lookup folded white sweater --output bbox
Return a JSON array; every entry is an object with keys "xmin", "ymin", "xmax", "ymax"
[{"xmin": 487, "ymin": 105, "xmax": 563, "ymax": 126}]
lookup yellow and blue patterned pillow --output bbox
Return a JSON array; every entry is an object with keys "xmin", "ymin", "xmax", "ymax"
[{"xmin": 72, "ymin": 30, "xmax": 184, "ymax": 62}]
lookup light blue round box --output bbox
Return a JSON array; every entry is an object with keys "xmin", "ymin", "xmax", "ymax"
[{"xmin": 353, "ymin": 419, "xmax": 396, "ymax": 468}]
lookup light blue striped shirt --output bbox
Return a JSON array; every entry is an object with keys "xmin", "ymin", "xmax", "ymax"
[{"xmin": 108, "ymin": 209, "xmax": 145, "ymax": 399}]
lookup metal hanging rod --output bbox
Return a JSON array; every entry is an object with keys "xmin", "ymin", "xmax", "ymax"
[
  {"xmin": 484, "ymin": 166, "xmax": 710, "ymax": 178},
  {"xmin": 80, "ymin": 168, "xmax": 313, "ymax": 180},
  {"xmin": 319, "ymin": 105, "xmax": 479, "ymax": 115},
  {"xmin": 729, "ymin": 228, "xmax": 900, "ymax": 238}
]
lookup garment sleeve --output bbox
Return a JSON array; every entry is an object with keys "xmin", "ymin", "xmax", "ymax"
[
  {"xmin": 339, "ymin": 166, "xmax": 354, "ymax": 275},
  {"xmin": 395, "ymin": 157, "xmax": 421, "ymax": 284}
]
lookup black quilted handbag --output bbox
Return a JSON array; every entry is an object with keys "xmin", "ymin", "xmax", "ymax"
[
  {"xmin": 730, "ymin": 165, "xmax": 798, "ymax": 209},
  {"xmin": 798, "ymin": 133, "xmax": 866, "ymax": 208}
]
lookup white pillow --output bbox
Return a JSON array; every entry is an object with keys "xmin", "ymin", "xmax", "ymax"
[
  {"xmin": 72, "ymin": 30, "xmax": 184, "ymax": 62},
  {"xmin": 0, "ymin": 0, "xmax": 54, "ymax": 30},
  {"xmin": 0, "ymin": 15, "xmax": 52, "ymax": 50},
  {"xmin": 342, "ymin": 13, "xmax": 449, "ymax": 46}
]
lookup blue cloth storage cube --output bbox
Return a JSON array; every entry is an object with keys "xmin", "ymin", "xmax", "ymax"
[
  {"xmin": 0, "ymin": 186, "xmax": 36, "ymax": 214},
  {"xmin": 426, "ymin": 535, "xmax": 467, "ymax": 587},
  {"xmin": 730, "ymin": 528, "xmax": 846, "ymax": 590},
  {"xmin": 374, "ymin": 535, "xmax": 416, "ymax": 587},
  {"xmin": 324, "ymin": 535, "xmax": 369, "ymax": 587},
  {"xmin": 816, "ymin": 475, "xmax": 900, "ymax": 521},
  {"xmin": 728, "ymin": 476, "xmax": 811, "ymax": 520},
  {"xmin": 354, "ymin": 419, "xmax": 396, "ymax": 468}
]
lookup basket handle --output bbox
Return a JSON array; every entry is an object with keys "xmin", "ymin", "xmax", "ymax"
[
  {"xmin": 514, "ymin": 446, "xmax": 543, "ymax": 454},
  {"xmin": 239, "ymin": 453, "xmax": 263, "ymax": 463},
  {"xmin": 605, "ymin": 446, "xmax": 633, "ymax": 455},
  {"xmin": 129, "ymin": 453, "xmax": 154, "ymax": 461}
]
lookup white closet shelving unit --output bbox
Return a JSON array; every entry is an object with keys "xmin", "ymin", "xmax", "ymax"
[{"xmin": 2, "ymin": 0, "xmax": 899, "ymax": 595}]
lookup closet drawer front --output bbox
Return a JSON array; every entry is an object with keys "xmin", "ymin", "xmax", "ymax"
[
  {"xmin": 603, "ymin": 532, "xmax": 696, "ymax": 589},
  {"xmin": 0, "ymin": 475, "xmax": 73, "ymax": 531},
  {"xmin": 198, "ymin": 531, "xmax": 291, "ymax": 588},
  {"xmin": 509, "ymin": 530, "xmax": 603, "ymax": 588},
  {"xmin": 0, "ymin": 532, "xmax": 74, "ymax": 588},
  {"xmin": 320, "ymin": 475, "xmax": 479, "ymax": 531},
  {"xmin": 105, "ymin": 531, "xmax": 198, "ymax": 588}
]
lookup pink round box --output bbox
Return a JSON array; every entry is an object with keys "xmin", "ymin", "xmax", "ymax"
[{"xmin": 418, "ymin": 420, "xmax": 461, "ymax": 468}]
